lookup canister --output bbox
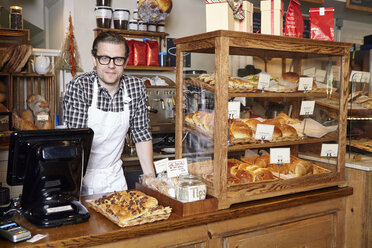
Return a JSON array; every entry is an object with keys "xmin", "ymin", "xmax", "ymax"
[
  {"xmin": 133, "ymin": 9, "xmax": 139, "ymax": 20},
  {"xmin": 176, "ymin": 174, "xmax": 206, "ymax": 203},
  {"xmin": 147, "ymin": 23, "xmax": 157, "ymax": 32},
  {"xmin": 9, "ymin": 6, "xmax": 23, "ymax": 29},
  {"xmin": 128, "ymin": 19, "xmax": 138, "ymax": 31},
  {"xmin": 157, "ymin": 23, "xmax": 165, "ymax": 33},
  {"xmin": 113, "ymin": 8, "xmax": 130, "ymax": 29},
  {"xmin": 138, "ymin": 20, "xmax": 147, "ymax": 31},
  {"xmin": 96, "ymin": 0, "xmax": 111, "ymax": 6},
  {"xmin": 158, "ymin": 52, "xmax": 167, "ymax": 67},
  {"xmin": 95, "ymin": 6, "xmax": 112, "ymax": 28}
]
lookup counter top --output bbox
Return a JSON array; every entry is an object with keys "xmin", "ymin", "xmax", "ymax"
[
  {"xmin": 299, "ymin": 152, "xmax": 372, "ymax": 172},
  {"xmin": 0, "ymin": 186, "xmax": 352, "ymax": 248}
]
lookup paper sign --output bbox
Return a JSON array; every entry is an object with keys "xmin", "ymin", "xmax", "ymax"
[
  {"xmin": 303, "ymin": 67, "xmax": 316, "ymax": 78},
  {"xmin": 234, "ymin": 97, "xmax": 246, "ymax": 107},
  {"xmin": 315, "ymin": 69, "xmax": 326, "ymax": 82},
  {"xmin": 270, "ymin": 148, "xmax": 291, "ymax": 164},
  {"xmin": 298, "ymin": 77, "xmax": 313, "ymax": 91},
  {"xmin": 300, "ymin": 100, "xmax": 315, "ymax": 115},
  {"xmin": 258, "ymin": 73, "xmax": 270, "ymax": 90},
  {"xmin": 255, "ymin": 124, "xmax": 274, "ymax": 141},
  {"xmin": 228, "ymin": 101, "xmax": 240, "ymax": 119},
  {"xmin": 167, "ymin": 158, "xmax": 188, "ymax": 178},
  {"xmin": 37, "ymin": 114, "xmax": 49, "ymax": 121},
  {"xmin": 349, "ymin": 70, "xmax": 363, "ymax": 82},
  {"xmin": 320, "ymin": 144, "xmax": 338, "ymax": 157},
  {"xmin": 154, "ymin": 158, "xmax": 168, "ymax": 174}
]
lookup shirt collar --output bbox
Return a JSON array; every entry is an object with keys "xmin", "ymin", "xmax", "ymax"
[{"xmin": 94, "ymin": 72, "xmax": 125, "ymax": 96}]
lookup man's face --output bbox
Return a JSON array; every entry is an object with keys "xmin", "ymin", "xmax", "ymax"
[{"xmin": 92, "ymin": 42, "xmax": 126, "ymax": 87}]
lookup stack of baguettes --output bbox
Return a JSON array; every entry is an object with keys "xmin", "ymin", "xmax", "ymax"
[
  {"xmin": 185, "ymin": 111, "xmax": 299, "ymax": 143},
  {"xmin": 202, "ymin": 155, "xmax": 315, "ymax": 186}
]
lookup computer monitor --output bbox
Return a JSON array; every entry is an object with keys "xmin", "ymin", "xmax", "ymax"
[{"xmin": 7, "ymin": 128, "xmax": 94, "ymax": 228}]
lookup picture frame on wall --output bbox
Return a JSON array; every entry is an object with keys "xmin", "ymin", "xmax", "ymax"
[{"xmin": 346, "ymin": 0, "xmax": 372, "ymax": 12}]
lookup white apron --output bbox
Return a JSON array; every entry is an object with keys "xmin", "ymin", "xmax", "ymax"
[{"xmin": 81, "ymin": 79, "xmax": 131, "ymax": 195}]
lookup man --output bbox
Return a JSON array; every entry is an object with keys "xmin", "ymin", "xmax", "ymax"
[{"xmin": 63, "ymin": 31, "xmax": 155, "ymax": 195}]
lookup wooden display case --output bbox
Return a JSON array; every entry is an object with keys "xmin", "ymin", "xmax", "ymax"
[{"xmin": 174, "ymin": 31, "xmax": 352, "ymax": 209}]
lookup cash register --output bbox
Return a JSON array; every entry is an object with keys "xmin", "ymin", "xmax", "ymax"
[{"xmin": 6, "ymin": 128, "xmax": 94, "ymax": 228}]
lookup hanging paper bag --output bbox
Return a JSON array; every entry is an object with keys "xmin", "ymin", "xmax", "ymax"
[
  {"xmin": 284, "ymin": 0, "xmax": 304, "ymax": 38},
  {"xmin": 309, "ymin": 7, "xmax": 334, "ymax": 41}
]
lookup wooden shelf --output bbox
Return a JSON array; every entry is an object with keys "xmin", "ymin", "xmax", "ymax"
[
  {"xmin": 126, "ymin": 65, "xmax": 175, "ymax": 71},
  {"xmin": 94, "ymin": 28, "xmax": 169, "ymax": 40}
]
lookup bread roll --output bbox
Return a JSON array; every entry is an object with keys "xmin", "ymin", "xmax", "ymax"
[
  {"xmin": 13, "ymin": 113, "xmax": 38, "ymax": 130},
  {"xmin": 251, "ymin": 168, "xmax": 275, "ymax": 182},
  {"xmin": 21, "ymin": 109, "xmax": 34, "ymax": 123},
  {"xmin": 277, "ymin": 124, "xmax": 298, "ymax": 139},
  {"xmin": 282, "ymin": 72, "xmax": 300, "ymax": 83},
  {"xmin": 227, "ymin": 175, "xmax": 240, "ymax": 185},
  {"xmin": 230, "ymin": 119, "xmax": 253, "ymax": 139},
  {"xmin": 0, "ymin": 81, "xmax": 7, "ymax": 92},
  {"xmin": 242, "ymin": 119, "xmax": 261, "ymax": 132},
  {"xmin": 0, "ymin": 92, "xmax": 6, "ymax": 103},
  {"xmin": 235, "ymin": 169, "xmax": 253, "ymax": 184},
  {"xmin": 275, "ymin": 112, "xmax": 299, "ymax": 124},
  {"xmin": 253, "ymin": 155, "xmax": 270, "ymax": 168},
  {"xmin": 0, "ymin": 103, "xmax": 9, "ymax": 112},
  {"xmin": 290, "ymin": 157, "xmax": 313, "ymax": 177}
]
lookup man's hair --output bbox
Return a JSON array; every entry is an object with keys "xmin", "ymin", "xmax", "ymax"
[{"xmin": 91, "ymin": 31, "xmax": 129, "ymax": 60}]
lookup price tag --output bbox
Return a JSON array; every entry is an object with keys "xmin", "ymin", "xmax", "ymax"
[
  {"xmin": 154, "ymin": 158, "xmax": 168, "ymax": 174},
  {"xmin": 320, "ymin": 144, "xmax": 338, "ymax": 157},
  {"xmin": 349, "ymin": 70, "xmax": 363, "ymax": 82},
  {"xmin": 270, "ymin": 148, "xmax": 290, "ymax": 164},
  {"xmin": 362, "ymin": 72, "xmax": 371, "ymax": 83},
  {"xmin": 298, "ymin": 77, "xmax": 313, "ymax": 91},
  {"xmin": 167, "ymin": 158, "xmax": 188, "ymax": 178},
  {"xmin": 315, "ymin": 69, "xmax": 326, "ymax": 83},
  {"xmin": 228, "ymin": 101, "xmax": 241, "ymax": 119},
  {"xmin": 255, "ymin": 124, "xmax": 274, "ymax": 141},
  {"xmin": 300, "ymin": 100, "xmax": 315, "ymax": 115},
  {"xmin": 234, "ymin": 97, "xmax": 246, "ymax": 106},
  {"xmin": 37, "ymin": 114, "xmax": 49, "ymax": 121},
  {"xmin": 303, "ymin": 67, "xmax": 315, "ymax": 78},
  {"xmin": 258, "ymin": 73, "xmax": 270, "ymax": 90}
]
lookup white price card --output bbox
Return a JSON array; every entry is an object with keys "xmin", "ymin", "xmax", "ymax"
[
  {"xmin": 228, "ymin": 101, "xmax": 241, "ymax": 119},
  {"xmin": 300, "ymin": 100, "xmax": 315, "ymax": 115},
  {"xmin": 270, "ymin": 148, "xmax": 291, "ymax": 164},
  {"xmin": 315, "ymin": 69, "xmax": 326, "ymax": 83},
  {"xmin": 258, "ymin": 73, "xmax": 271, "ymax": 90},
  {"xmin": 154, "ymin": 158, "xmax": 169, "ymax": 174},
  {"xmin": 303, "ymin": 67, "xmax": 316, "ymax": 78},
  {"xmin": 37, "ymin": 114, "xmax": 49, "ymax": 121},
  {"xmin": 255, "ymin": 124, "xmax": 274, "ymax": 141},
  {"xmin": 320, "ymin": 144, "xmax": 338, "ymax": 157},
  {"xmin": 167, "ymin": 158, "xmax": 188, "ymax": 178},
  {"xmin": 349, "ymin": 70, "xmax": 363, "ymax": 82},
  {"xmin": 298, "ymin": 77, "xmax": 313, "ymax": 91}
]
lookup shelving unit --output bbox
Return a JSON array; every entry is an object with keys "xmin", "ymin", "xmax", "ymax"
[
  {"xmin": 174, "ymin": 30, "xmax": 352, "ymax": 209},
  {"xmin": 94, "ymin": 28, "xmax": 175, "ymax": 71}
]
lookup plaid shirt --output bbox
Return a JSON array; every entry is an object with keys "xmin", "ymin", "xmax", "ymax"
[{"xmin": 63, "ymin": 71, "xmax": 152, "ymax": 143}]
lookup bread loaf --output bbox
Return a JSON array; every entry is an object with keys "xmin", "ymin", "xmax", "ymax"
[
  {"xmin": 276, "ymin": 124, "xmax": 298, "ymax": 139},
  {"xmin": 282, "ymin": 72, "xmax": 300, "ymax": 83},
  {"xmin": 230, "ymin": 119, "xmax": 253, "ymax": 139},
  {"xmin": 13, "ymin": 113, "xmax": 37, "ymax": 130},
  {"xmin": 21, "ymin": 109, "xmax": 34, "ymax": 123}
]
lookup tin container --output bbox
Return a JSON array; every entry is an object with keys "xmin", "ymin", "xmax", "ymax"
[
  {"xmin": 128, "ymin": 19, "xmax": 138, "ymax": 30},
  {"xmin": 9, "ymin": 6, "xmax": 23, "ymax": 29},
  {"xmin": 95, "ymin": 6, "xmax": 112, "ymax": 28},
  {"xmin": 138, "ymin": 21, "xmax": 147, "ymax": 31},
  {"xmin": 113, "ymin": 8, "xmax": 130, "ymax": 29}
]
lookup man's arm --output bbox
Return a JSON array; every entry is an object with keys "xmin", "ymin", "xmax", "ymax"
[{"xmin": 135, "ymin": 140, "xmax": 155, "ymax": 176}]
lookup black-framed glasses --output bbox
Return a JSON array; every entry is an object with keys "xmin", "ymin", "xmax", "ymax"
[{"xmin": 95, "ymin": 55, "xmax": 126, "ymax": 66}]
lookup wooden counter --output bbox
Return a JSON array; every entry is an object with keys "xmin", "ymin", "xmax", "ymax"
[{"xmin": 0, "ymin": 186, "xmax": 352, "ymax": 248}]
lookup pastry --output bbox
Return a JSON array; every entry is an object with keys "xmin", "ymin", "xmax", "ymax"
[
  {"xmin": 275, "ymin": 112, "xmax": 299, "ymax": 124},
  {"xmin": 230, "ymin": 119, "xmax": 253, "ymax": 140},
  {"xmin": 282, "ymin": 72, "xmax": 300, "ymax": 83},
  {"xmin": 88, "ymin": 190, "xmax": 172, "ymax": 227},
  {"xmin": 242, "ymin": 119, "xmax": 261, "ymax": 132},
  {"xmin": 21, "ymin": 109, "xmax": 34, "ymax": 123},
  {"xmin": 276, "ymin": 124, "xmax": 298, "ymax": 139},
  {"xmin": 251, "ymin": 168, "xmax": 275, "ymax": 182}
]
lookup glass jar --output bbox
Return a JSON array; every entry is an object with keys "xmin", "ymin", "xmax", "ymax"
[
  {"xmin": 147, "ymin": 23, "xmax": 157, "ymax": 32},
  {"xmin": 113, "ymin": 8, "xmax": 130, "ymax": 30},
  {"xmin": 128, "ymin": 19, "xmax": 138, "ymax": 31},
  {"xmin": 138, "ymin": 21, "xmax": 147, "ymax": 31},
  {"xmin": 96, "ymin": 0, "xmax": 111, "ymax": 6},
  {"xmin": 176, "ymin": 174, "xmax": 206, "ymax": 203},
  {"xmin": 157, "ymin": 23, "xmax": 165, "ymax": 33},
  {"xmin": 95, "ymin": 6, "xmax": 112, "ymax": 28},
  {"xmin": 133, "ymin": 9, "xmax": 139, "ymax": 20},
  {"xmin": 9, "ymin": 6, "xmax": 23, "ymax": 29}
]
